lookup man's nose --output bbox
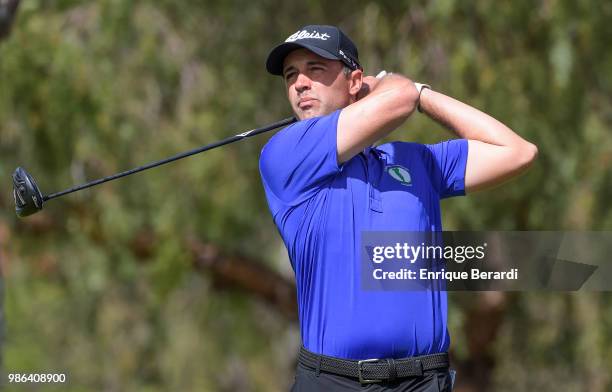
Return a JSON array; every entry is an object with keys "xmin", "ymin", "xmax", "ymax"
[{"xmin": 294, "ymin": 72, "xmax": 311, "ymax": 92}]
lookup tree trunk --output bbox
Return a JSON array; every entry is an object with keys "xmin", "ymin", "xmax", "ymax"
[{"xmin": 0, "ymin": 0, "xmax": 20, "ymax": 41}]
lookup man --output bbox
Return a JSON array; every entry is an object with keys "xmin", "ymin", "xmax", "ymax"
[{"xmin": 259, "ymin": 25, "xmax": 537, "ymax": 391}]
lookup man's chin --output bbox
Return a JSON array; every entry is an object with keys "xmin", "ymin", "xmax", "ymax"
[
  {"xmin": 300, "ymin": 112, "xmax": 317, "ymax": 120},
  {"xmin": 296, "ymin": 108, "xmax": 330, "ymax": 120}
]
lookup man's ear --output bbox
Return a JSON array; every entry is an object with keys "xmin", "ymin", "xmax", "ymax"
[{"xmin": 348, "ymin": 69, "xmax": 363, "ymax": 100}]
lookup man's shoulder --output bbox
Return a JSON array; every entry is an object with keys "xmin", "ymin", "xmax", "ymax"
[
  {"xmin": 260, "ymin": 111, "xmax": 341, "ymax": 157},
  {"xmin": 262, "ymin": 118, "xmax": 304, "ymax": 145}
]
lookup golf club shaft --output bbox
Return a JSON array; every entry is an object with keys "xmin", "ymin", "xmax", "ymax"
[{"xmin": 43, "ymin": 117, "xmax": 296, "ymax": 201}]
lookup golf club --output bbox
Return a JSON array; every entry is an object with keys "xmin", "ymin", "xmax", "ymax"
[{"xmin": 12, "ymin": 116, "xmax": 296, "ymax": 218}]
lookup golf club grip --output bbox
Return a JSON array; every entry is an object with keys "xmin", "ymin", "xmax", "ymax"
[{"xmin": 43, "ymin": 117, "xmax": 297, "ymax": 201}]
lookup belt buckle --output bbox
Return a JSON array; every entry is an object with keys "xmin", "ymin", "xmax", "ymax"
[
  {"xmin": 357, "ymin": 358, "xmax": 382, "ymax": 384},
  {"xmin": 413, "ymin": 359, "xmax": 423, "ymax": 377}
]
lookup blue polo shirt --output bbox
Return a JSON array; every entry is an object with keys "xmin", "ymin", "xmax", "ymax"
[{"xmin": 259, "ymin": 109, "xmax": 468, "ymax": 360}]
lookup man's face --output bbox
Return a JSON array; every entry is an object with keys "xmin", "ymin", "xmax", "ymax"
[{"xmin": 282, "ymin": 49, "xmax": 355, "ymax": 120}]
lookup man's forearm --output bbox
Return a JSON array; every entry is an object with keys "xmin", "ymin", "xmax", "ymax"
[
  {"xmin": 418, "ymin": 87, "xmax": 538, "ymax": 192},
  {"xmin": 418, "ymin": 88, "xmax": 527, "ymax": 147}
]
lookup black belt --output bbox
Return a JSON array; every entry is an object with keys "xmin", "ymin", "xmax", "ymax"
[{"xmin": 298, "ymin": 346, "xmax": 449, "ymax": 384}]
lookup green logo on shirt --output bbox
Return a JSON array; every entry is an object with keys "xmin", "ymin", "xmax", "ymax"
[{"xmin": 387, "ymin": 165, "xmax": 412, "ymax": 186}]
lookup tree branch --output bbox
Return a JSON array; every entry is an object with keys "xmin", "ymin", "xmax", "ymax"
[{"xmin": 187, "ymin": 237, "xmax": 298, "ymax": 322}]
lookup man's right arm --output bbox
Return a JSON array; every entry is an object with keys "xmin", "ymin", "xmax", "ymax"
[
  {"xmin": 337, "ymin": 73, "xmax": 419, "ymax": 163},
  {"xmin": 260, "ymin": 111, "xmax": 342, "ymax": 207}
]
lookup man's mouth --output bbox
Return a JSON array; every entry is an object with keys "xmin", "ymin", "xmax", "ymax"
[{"xmin": 297, "ymin": 97, "xmax": 316, "ymax": 109}]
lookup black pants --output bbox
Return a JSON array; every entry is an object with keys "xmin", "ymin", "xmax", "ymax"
[{"xmin": 290, "ymin": 364, "xmax": 455, "ymax": 392}]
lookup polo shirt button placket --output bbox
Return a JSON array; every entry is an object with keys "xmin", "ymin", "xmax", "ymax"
[{"xmin": 366, "ymin": 148, "xmax": 383, "ymax": 213}]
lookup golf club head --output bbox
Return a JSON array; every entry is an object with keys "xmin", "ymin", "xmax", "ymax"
[{"xmin": 12, "ymin": 167, "xmax": 44, "ymax": 217}]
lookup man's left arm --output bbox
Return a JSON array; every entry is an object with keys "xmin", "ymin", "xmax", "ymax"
[{"xmin": 419, "ymin": 88, "xmax": 538, "ymax": 193}]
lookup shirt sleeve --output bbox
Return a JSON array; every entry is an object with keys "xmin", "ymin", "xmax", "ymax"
[
  {"xmin": 424, "ymin": 139, "xmax": 469, "ymax": 198},
  {"xmin": 259, "ymin": 110, "xmax": 341, "ymax": 206}
]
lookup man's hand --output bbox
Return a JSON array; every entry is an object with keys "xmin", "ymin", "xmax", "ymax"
[
  {"xmin": 356, "ymin": 75, "xmax": 382, "ymax": 101},
  {"xmin": 356, "ymin": 71, "xmax": 392, "ymax": 101},
  {"xmin": 337, "ymin": 72, "xmax": 418, "ymax": 164}
]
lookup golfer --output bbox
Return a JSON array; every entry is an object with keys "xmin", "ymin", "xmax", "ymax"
[{"xmin": 259, "ymin": 25, "xmax": 537, "ymax": 391}]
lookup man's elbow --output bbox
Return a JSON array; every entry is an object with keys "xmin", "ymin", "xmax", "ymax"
[
  {"xmin": 395, "ymin": 79, "xmax": 420, "ymax": 116},
  {"xmin": 380, "ymin": 76, "xmax": 419, "ymax": 118},
  {"xmin": 516, "ymin": 141, "xmax": 538, "ymax": 170}
]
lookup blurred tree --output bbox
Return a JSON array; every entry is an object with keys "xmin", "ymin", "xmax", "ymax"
[{"xmin": 0, "ymin": 0, "xmax": 20, "ymax": 41}]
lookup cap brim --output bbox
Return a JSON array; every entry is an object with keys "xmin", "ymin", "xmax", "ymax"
[{"xmin": 265, "ymin": 42, "xmax": 340, "ymax": 76}]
